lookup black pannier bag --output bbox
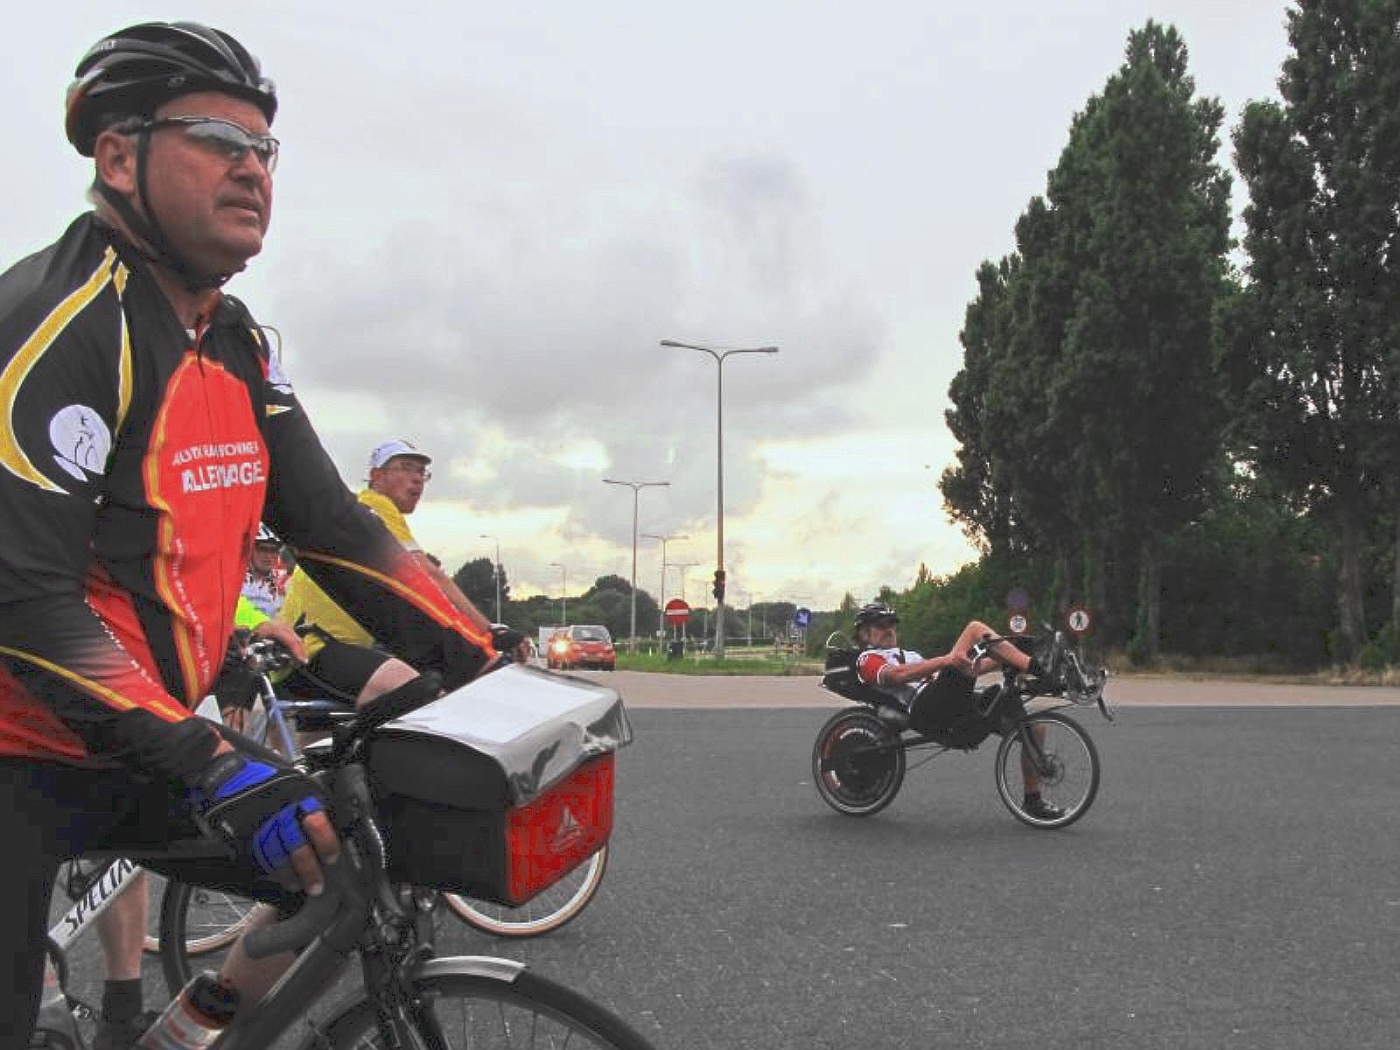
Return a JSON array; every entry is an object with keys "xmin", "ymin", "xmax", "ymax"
[{"xmin": 365, "ymin": 663, "xmax": 631, "ymax": 905}]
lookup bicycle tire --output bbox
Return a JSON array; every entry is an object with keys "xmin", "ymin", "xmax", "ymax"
[
  {"xmin": 305, "ymin": 966, "xmax": 656, "ymax": 1050},
  {"xmin": 158, "ymin": 879, "xmax": 262, "ymax": 994},
  {"xmin": 812, "ymin": 708, "xmax": 905, "ymax": 816},
  {"xmin": 442, "ymin": 845, "xmax": 608, "ymax": 938},
  {"xmin": 994, "ymin": 710, "xmax": 1100, "ymax": 829}
]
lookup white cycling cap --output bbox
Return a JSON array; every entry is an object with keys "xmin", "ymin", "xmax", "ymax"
[{"xmin": 368, "ymin": 439, "xmax": 432, "ymax": 471}]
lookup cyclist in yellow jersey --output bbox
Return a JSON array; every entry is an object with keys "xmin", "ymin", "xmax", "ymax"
[{"xmin": 280, "ymin": 440, "xmax": 492, "ymax": 693}]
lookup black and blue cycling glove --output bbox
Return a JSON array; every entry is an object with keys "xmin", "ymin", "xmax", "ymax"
[{"xmin": 189, "ymin": 752, "xmax": 328, "ymax": 879}]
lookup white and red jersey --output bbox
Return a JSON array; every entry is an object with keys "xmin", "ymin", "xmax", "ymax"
[
  {"xmin": 241, "ymin": 567, "xmax": 287, "ymax": 619},
  {"xmin": 855, "ymin": 646, "xmax": 925, "ymax": 709}
]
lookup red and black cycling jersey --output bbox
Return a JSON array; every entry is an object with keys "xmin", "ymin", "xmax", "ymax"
[{"xmin": 0, "ymin": 213, "xmax": 494, "ymax": 783}]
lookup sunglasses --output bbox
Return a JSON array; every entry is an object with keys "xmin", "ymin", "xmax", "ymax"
[{"xmin": 143, "ymin": 116, "xmax": 279, "ymax": 173}]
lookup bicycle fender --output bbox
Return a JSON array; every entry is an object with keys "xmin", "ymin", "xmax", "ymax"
[{"xmin": 412, "ymin": 955, "xmax": 528, "ymax": 983}]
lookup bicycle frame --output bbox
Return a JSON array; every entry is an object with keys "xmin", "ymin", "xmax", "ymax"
[{"xmin": 47, "ymin": 856, "xmax": 146, "ymax": 954}]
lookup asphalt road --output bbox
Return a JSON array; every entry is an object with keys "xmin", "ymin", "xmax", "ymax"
[{"xmin": 56, "ymin": 674, "xmax": 1400, "ymax": 1049}]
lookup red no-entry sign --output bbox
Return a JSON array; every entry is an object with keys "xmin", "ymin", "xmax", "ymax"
[{"xmin": 664, "ymin": 599, "xmax": 691, "ymax": 625}]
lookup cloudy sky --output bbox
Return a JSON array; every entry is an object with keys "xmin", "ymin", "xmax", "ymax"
[{"xmin": 4, "ymin": 1, "xmax": 1293, "ymax": 614}]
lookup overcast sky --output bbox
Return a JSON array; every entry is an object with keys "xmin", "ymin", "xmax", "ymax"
[{"xmin": 4, "ymin": 1, "xmax": 1293, "ymax": 615}]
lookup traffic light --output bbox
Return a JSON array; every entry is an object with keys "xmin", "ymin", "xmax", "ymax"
[{"xmin": 711, "ymin": 569, "xmax": 726, "ymax": 602}]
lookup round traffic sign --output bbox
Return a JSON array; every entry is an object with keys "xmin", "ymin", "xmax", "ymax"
[
  {"xmin": 1066, "ymin": 606, "xmax": 1091, "ymax": 635},
  {"xmin": 664, "ymin": 598, "xmax": 691, "ymax": 625}
]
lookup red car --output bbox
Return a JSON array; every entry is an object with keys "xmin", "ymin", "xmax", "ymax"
[{"xmin": 546, "ymin": 625, "xmax": 617, "ymax": 671}]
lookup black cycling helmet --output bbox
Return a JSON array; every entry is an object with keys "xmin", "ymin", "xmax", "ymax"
[
  {"xmin": 254, "ymin": 522, "xmax": 280, "ymax": 547},
  {"xmin": 65, "ymin": 21, "xmax": 277, "ymax": 157},
  {"xmin": 853, "ymin": 602, "xmax": 899, "ymax": 630}
]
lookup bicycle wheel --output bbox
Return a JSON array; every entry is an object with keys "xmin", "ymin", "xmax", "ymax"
[
  {"xmin": 158, "ymin": 880, "xmax": 262, "ymax": 994},
  {"xmin": 311, "ymin": 967, "xmax": 655, "ymax": 1050},
  {"xmin": 812, "ymin": 708, "xmax": 905, "ymax": 816},
  {"xmin": 994, "ymin": 710, "xmax": 1100, "ymax": 829},
  {"xmin": 442, "ymin": 845, "xmax": 608, "ymax": 938}
]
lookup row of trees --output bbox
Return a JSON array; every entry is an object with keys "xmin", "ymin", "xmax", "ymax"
[
  {"xmin": 938, "ymin": 5, "xmax": 1400, "ymax": 668},
  {"xmin": 450, "ymin": 557, "xmax": 807, "ymax": 646}
]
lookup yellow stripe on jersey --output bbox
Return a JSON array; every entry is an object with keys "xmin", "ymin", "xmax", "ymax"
[
  {"xmin": 0, "ymin": 248, "xmax": 122, "ymax": 493},
  {"xmin": 0, "ymin": 644, "xmax": 189, "ymax": 723}
]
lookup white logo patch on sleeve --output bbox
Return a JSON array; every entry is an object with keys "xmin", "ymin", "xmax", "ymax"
[{"xmin": 50, "ymin": 404, "xmax": 111, "ymax": 482}]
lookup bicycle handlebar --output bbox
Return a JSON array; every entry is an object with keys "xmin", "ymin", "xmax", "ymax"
[
  {"xmin": 241, "ymin": 859, "xmax": 350, "ymax": 959},
  {"xmin": 231, "ymin": 662, "xmax": 444, "ymax": 959},
  {"xmin": 241, "ymin": 764, "xmax": 378, "ymax": 959}
]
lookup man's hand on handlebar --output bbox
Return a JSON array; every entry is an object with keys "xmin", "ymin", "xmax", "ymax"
[
  {"xmin": 943, "ymin": 644, "xmax": 977, "ymax": 677},
  {"xmin": 189, "ymin": 746, "xmax": 340, "ymax": 896},
  {"xmin": 249, "ymin": 619, "xmax": 307, "ymax": 664}
]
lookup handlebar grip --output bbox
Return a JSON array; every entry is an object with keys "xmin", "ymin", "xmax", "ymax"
[{"xmin": 240, "ymin": 860, "xmax": 349, "ymax": 959}]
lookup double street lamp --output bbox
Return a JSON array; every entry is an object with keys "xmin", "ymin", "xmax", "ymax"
[
  {"xmin": 641, "ymin": 532, "xmax": 687, "ymax": 637},
  {"xmin": 479, "ymin": 533, "xmax": 501, "ymax": 623},
  {"xmin": 671, "ymin": 562, "xmax": 699, "ymax": 606},
  {"xmin": 603, "ymin": 478, "xmax": 670, "ymax": 651},
  {"xmin": 661, "ymin": 339, "xmax": 779, "ymax": 657}
]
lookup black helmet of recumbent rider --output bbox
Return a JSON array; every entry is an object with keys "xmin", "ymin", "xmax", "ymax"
[
  {"xmin": 64, "ymin": 22, "xmax": 278, "ymax": 290},
  {"xmin": 853, "ymin": 602, "xmax": 898, "ymax": 632}
]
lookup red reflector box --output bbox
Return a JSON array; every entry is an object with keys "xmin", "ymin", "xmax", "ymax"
[
  {"xmin": 505, "ymin": 753, "xmax": 613, "ymax": 903},
  {"xmin": 365, "ymin": 665, "xmax": 630, "ymax": 906}
]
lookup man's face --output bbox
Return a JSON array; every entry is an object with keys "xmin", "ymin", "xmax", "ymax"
[
  {"xmin": 370, "ymin": 456, "xmax": 430, "ymax": 513},
  {"xmin": 862, "ymin": 619, "xmax": 898, "ymax": 647},
  {"xmin": 137, "ymin": 91, "xmax": 275, "ymax": 277},
  {"xmin": 250, "ymin": 544, "xmax": 279, "ymax": 575}
]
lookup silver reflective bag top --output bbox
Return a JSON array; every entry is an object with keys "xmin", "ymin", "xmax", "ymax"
[{"xmin": 374, "ymin": 664, "xmax": 633, "ymax": 805}]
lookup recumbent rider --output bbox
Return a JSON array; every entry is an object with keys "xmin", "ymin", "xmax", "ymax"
[{"xmin": 850, "ymin": 602, "xmax": 1065, "ymax": 821}]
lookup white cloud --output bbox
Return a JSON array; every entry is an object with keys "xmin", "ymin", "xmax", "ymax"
[{"xmin": 2, "ymin": 0, "xmax": 1291, "ymax": 611}]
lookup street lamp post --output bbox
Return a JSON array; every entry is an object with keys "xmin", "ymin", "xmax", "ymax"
[
  {"xmin": 603, "ymin": 479, "xmax": 669, "ymax": 652},
  {"xmin": 548, "ymin": 562, "xmax": 567, "ymax": 625},
  {"xmin": 641, "ymin": 532, "xmax": 687, "ymax": 638},
  {"xmin": 661, "ymin": 339, "xmax": 778, "ymax": 657},
  {"xmin": 479, "ymin": 533, "xmax": 501, "ymax": 623}
]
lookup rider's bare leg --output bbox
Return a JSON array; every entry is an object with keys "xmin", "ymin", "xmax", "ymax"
[
  {"xmin": 951, "ymin": 620, "xmax": 1034, "ymax": 676},
  {"xmin": 294, "ymin": 657, "xmax": 419, "ymax": 749},
  {"xmin": 95, "ymin": 873, "xmax": 147, "ymax": 980},
  {"xmin": 96, "ymin": 874, "xmax": 148, "ymax": 1027},
  {"xmin": 947, "ymin": 620, "xmax": 1050, "ymax": 795},
  {"xmin": 216, "ymin": 905, "xmax": 293, "ymax": 1006},
  {"xmin": 356, "ymin": 658, "xmax": 418, "ymax": 706},
  {"xmin": 1020, "ymin": 729, "xmax": 1049, "ymax": 794}
]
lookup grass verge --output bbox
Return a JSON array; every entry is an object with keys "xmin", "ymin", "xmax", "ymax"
[{"xmin": 616, "ymin": 651, "xmax": 822, "ymax": 675}]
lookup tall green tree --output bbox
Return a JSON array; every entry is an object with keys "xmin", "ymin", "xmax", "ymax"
[
  {"xmin": 942, "ymin": 257, "xmax": 1021, "ymax": 558},
  {"xmin": 1049, "ymin": 21, "xmax": 1233, "ymax": 656},
  {"xmin": 1226, "ymin": 0, "xmax": 1400, "ymax": 660},
  {"xmin": 944, "ymin": 22, "xmax": 1232, "ymax": 654},
  {"xmin": 451, "ymin": 557, "xmax": 508, "ymax": 617}
]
